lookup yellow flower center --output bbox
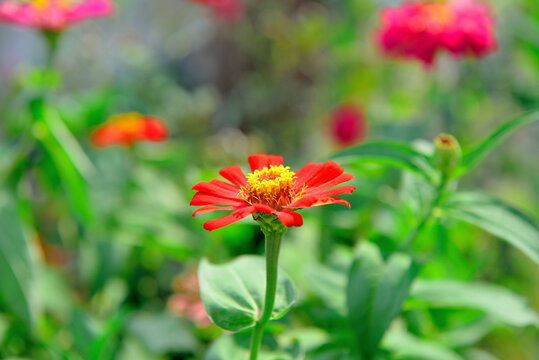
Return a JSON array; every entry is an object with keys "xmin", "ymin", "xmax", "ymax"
[
  {"xmin": 107, "ymin": 113, "xmax": 145, "ymax": 132},
  {"xmin": 31, "ymin": 0, "xmax": 71, "ymax": 10},
  {"xmin": 239, "ymin": 165, "xmax": 302, "ymax": 210},
  {"xmin": 423, "ymin": 3, "xmax": 454, "ymax": 27}
]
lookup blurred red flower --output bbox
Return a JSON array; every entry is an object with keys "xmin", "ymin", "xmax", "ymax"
[
  {"xmin": 0, "ymin": 0, "xmax": 114, "ymax": 31},
  {"xmin": 190, "ymin": 0, "xmax": 244, "ymax": 22},
  {"xmin": 376, "ymin": 0, "xmax": 496, "ymax": 66},
  {"xmin": 329, "ymin": 103, "xmax": 367, "ymax": 147},
  {"xmin": 191, "ymin": 154, "xmax": 356, "ymax": 231},
  {"xmin": 90, "ymin": 112, "xmax": 168, "ymax": 148},
  {"xmin": 168, "ymin": 270, "xmax": 211, "ymax": 327}
]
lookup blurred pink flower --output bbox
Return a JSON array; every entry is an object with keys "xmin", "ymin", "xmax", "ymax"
[
  {"xmin": 442, "ymin": 0, "xmax": 497, "ymax": 59},
  {"xmin": 168, "ymin": 270, "xmax": 212, "ymax": 327},
  {"xmin": 190, "ymin": 0, "xmax": 244, "ymax": 22},
  {"xmin": 376, "ymin": 0, "xmax": 496, "ymax": 66},
  {"xmin": 0, "ymin": 0, "xmax": 114, "ymax": 31},
  {"xmin": 329, "ymin": 103, "xmax": 367, "ymax": 147}
]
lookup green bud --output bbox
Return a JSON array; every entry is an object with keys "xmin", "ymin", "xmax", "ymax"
[{"xmin": 433, "ymin": 133, "xmax": 461, "ymax": 176}]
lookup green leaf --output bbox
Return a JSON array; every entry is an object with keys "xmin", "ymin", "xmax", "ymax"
[
  {"xmin": 306, "ymin": 263, "xmax": 347, "ymax": 314},
  {"xmin": 204, "ymin": 335, "xmax": 248, "ymax": 360},
  {"xmin": 198, "ymin": 255, "xmax": 296, "ymax": 332},
  {"xmin": 369, "ymin": 254, "xmax": 416, "ymax": 351},
  {"xmin": 31, "ymin": 100, "xmax": 94, "ymax": 223},
  {"xmin": 0, "ymin": 193, "xmax": 33, "ymax": 332},
  {"xmin": 466, "ymin": 349, "xmax": 500, "ymax": 360},
  {"xmin": 346, "ymin": 242, "xmax": 384, "ymax": 346},
  {"xmin": 409, "ymin": 280, "xmax": 539, "ymax": 328},
  {"xmin": 128, "ymin": 312, "xmax": 198, "ymax": 355},
  {"xmin": 331, "ymin": 140, "xmax": 435, "ymax": 180},
  {"xmin": 437, "ymin": 318, "xmax": 496, "ymax": 348},
  {"xmin": 87, "ymin": 308, "xmax": 129, "ymax": 360},
  {"xmin": 443, "ymin": 192, "xmax": 539, "ymax": 266},
  {"xmin": 458, "ymin": 110, "xmax": 539, "ymax": 176},
  {"xmin": 346, "ymin": 242, "xmax": 417, "ymax": 358},
  {"xmin": 383, "ymin": 328, "xmax": 463, "ymax": 360},
  {"xmin": 399, "ymin": 172, "xmax": 435, "ymax": 219}
]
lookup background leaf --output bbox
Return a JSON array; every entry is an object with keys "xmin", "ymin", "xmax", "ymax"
[
  {"xmin": 128, "ymin": 312, "xmax": 198, "ymax": 355},
  {"xmin": 331, "ymin": 140, "xmax": 436, "ymax": 180},
  {"xmin": 31, "ymin": 99, "xmax": 94, "ymax": 223},
  {"xmin": 346, "ymin": 242, "xmax": 417, "ymax": 359},
  {"xmin": 0, "ymin": 192, "xmax": 34, "ymax": 333},
  {"xmin": 443, "ymin": 192, "xmax": 539, "ymax": 266},
  {"xmin": 199, "ymin": 255, "xmax": 296, "ymax": 332},
  {"xmin": 383, "ymin": 327, "xmax": 463, "ymax": 360},
  {"xmin": 408, "ymin": 280, "xmax": 539, "ymax": 328},
  {"xmin": 458, "ymin": 111, "xmax": 539, "ymax": 176}
]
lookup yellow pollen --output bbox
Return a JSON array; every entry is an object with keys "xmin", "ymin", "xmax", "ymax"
[{"xmin": 239, "ymin": 165, "xmax": 303, "ymax": 209}]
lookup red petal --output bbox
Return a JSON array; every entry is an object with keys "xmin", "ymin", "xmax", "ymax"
[
  {"xmin": 252, "ymin": 203, "xmax": 277, "ymax": 214},
  {"xmin": 304, "ymin": 173, "xmax": 355, "ymax": 195},
  {"xmin": 219, "ymin": 165, "xmax": 247, "ymax": 187},
  {"xmin": 192, "ymin": 181, "xmax": 239, "ymax": 199},
  {"xmin": 276, "ymin": 209, "xmax": 303, "ymax": 227},
  {"xmin": 248, "ymin": 154, "xmax": 283, "ymax": 172},
  {"xmin": 190, "ymin": 192, "xmax": 245, "ymax": 206},
  {"xmin": 192, "ymin": 206, "xmax": 240, "ymax": 215},
  {"xmin": 203, "ymin": 206, "xmax": 256, "ymax": 231},
  {"xmin": 306, "ymin": 185, "xmax": 356, "ymax": 198},
  {"xmin": 143, "ymin": 117, "xmax": 169, "ymax": 141},
  {"xmin": 210, "ymin": 179, "xmax": 240, "ymax": 192},
  {"xmin": 295, "ymin": 161, "xmax": 344, "ymax": 189},
  {"xmin": 286, "ymin": 196, "xmax": 351, "ymax": 209}
]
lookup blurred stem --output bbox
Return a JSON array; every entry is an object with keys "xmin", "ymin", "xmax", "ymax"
[
  {"xmin": 249, "ymin": 224, "xmax": 285, "ymax": 360},
  {"xmin": 42, "ymin": 30, "xmax": 61, "ymax": 69},
  {"xmin": 319, "ymin": 207, "xmax": 331, "ymax": 263},
  {"xmin": 400, "ymin": 175, "xmax": 448, "ymax": 251}
]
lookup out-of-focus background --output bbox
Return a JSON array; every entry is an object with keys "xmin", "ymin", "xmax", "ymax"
[{"xmin": 0, "ymin": 0, "xmax": 538, "ymax": 359}]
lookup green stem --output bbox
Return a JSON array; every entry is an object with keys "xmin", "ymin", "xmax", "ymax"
[
  {"xmin": 400, "ymin": 176, "xmax": 448, "ymax": 251},
  {"xmin": 318, "ymin": 207, "xmax": 331, "ymax": 263},
  {"xmin": 42, "ymin": 30, "xmax": 61, "ymax": 69},
  {"xmin": 249, "ymin": 225, "xmax": 285, "ymax": 360}
]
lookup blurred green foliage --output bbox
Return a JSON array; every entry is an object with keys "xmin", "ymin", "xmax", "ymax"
[{"xmin": 0, "ymin": 0, "xmax": 538, "ymax": 359}]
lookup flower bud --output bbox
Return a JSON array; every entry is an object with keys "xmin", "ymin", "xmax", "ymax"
[{"xmin": 433, "ymin": 133, "xmax": 461, "ymax": 176}]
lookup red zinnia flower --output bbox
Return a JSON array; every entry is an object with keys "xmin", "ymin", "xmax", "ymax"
[
  {"xmin": 376, "ymin": 0, "xmax": 496, "ymax": 66},
  {"xmin": 90, "ymin": 112, "xmax": 168, "ymax": 148},
  {"xmin": 0, "ymin": 0, "xmax": 114, "ymax": 31},
  {"xmin": 191, "ymin": 154, "xmax": 356, "ymax": 231},
  {"xmin": 189, "ymin": 0, "xmax": 244, "ymax": 22},
  {"xmin": 329, "ymin": 103, "xmax": 367, "ymax": 147}
]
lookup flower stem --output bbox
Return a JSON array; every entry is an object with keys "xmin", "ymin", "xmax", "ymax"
[
  {"xmin": 400, "ymin": 175, "xmax": 448, "ymax": 251},
  {"xmin": 249, "ymin": 222, "xmax": 285, "ymax": 360},
  {"xmin": 42, "ymin": 30, "xmax": 61, "ymax": 69}
]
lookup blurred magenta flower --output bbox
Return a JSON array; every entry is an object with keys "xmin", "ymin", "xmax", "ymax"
[
  {"xmin": 376, "ymin": 0, "xmax": 496, "ymax": 66},
  {"xmin": 191, "ymin": 154, "xmax": 356, "ymax": 231},
  {"xmin": 329, "ymin": 103, "xmax": 367, "ymax": 147},
  {"xmin": 90, "ymin": 112, "xmax": 168, "ymax": 148},
  {"xmin": 168, "ymin": 270, "xmax": 211, "ymax": 327},
  {"xmin": 0, "ymin": 0, "xmax": 114, "ymax": 31},
  {"xmin": 190, "ymin": 0, "xmax": 244, "ymax": 22}
]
